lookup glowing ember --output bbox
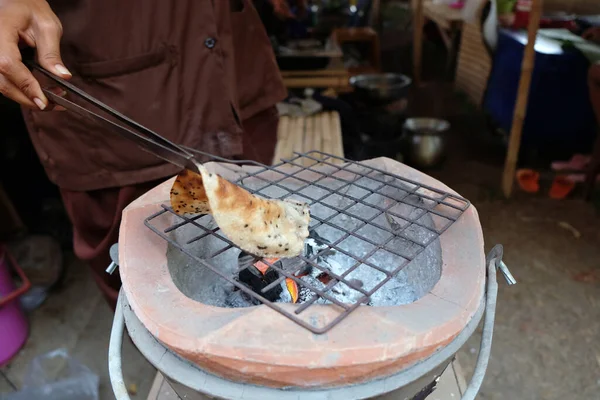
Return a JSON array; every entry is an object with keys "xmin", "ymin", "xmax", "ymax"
[{"xmin": 286, "ymin": 278, "xmax": 299, "ymax": 303}]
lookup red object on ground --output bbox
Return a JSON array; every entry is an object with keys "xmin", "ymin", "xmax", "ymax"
[
  {"xmin": 549, "ymin": 176, "xmax": 576, "ymax": 199},
  {"xmin": 516, "ymin": 169, "xmax": 540, "ymax": 193}
]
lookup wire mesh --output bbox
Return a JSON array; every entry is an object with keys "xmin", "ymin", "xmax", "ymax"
[{"xmin": 144, "ymin": 151, "xmax": 470, "ymax": 334}]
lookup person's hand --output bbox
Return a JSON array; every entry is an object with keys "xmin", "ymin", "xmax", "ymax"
[
  {"xmin": 0, "ymin": 0, "xmax": 71, "ymax": 110},
  {"xmin": 583, "ymin": 27, "xmax": 600, "ymax": 45}
]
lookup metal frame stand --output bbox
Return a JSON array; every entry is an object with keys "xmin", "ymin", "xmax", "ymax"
[{"xmin": 108, "ymin": 244, "xmax": 515, "ymax": 400}]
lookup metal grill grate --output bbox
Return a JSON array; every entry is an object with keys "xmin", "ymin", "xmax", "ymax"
[{"xmin": 144, "ymin": 151, "xmax": 470, "ymax": 334}]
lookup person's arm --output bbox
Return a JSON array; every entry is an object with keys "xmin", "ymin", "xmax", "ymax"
[{"xmin": 0, "ymin": 0, "xmax": 71, "ymax": 110}]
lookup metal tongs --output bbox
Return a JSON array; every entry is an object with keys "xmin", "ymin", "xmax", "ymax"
[{"xmin": 31, "ymin": 63, "xmax": 202, "ymax": 174}]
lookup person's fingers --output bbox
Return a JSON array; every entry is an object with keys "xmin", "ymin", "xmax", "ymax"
[
  {"xmin": 0, "ymin": 42, "xmax": 47, "ymax": 109},
  {"xmin": 0, "ymin": 73, "xmax": 38, "ymax": 108},
  {"xmin": 31, "ymin": 17, "xmax": 71, "ymax": 78}
]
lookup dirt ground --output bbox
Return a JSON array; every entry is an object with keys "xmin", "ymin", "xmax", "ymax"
[{"xmin": 427, "ymin": 99, "xmax": 600, "ymax": 400}]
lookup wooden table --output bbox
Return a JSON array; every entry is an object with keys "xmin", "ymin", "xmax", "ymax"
[
  {"xmin": 413, "ymin": 0, "xmax": 465, "ymax": 83},
  {"xmin": 272, "ymin": 112, "xmax": 345, "ymax": 165},
  {"xmin": 332, "ymin": 27, "xmax": 382, "ymax": 74},
  {"xmin": 280, "ymin": 60, "xmax": 352, "ymax": 92}
]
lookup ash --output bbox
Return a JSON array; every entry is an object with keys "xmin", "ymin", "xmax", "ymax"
[{"xmin": 167, "ymin": 167, "xmax": 442, "ymax": 308}]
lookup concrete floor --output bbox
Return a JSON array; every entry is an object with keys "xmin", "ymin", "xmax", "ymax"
[
  {"xmin": 1, "ymin": 88, "xmax": 600, "ymax": 400},
  {"xmin": 0, "ymin": 255, "xmax": 156, "ymax": 399}
]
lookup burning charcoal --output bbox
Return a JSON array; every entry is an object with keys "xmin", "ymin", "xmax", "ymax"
[
  {"xmin": 316, "ymin": 272, "xmax": 333, "ymax": 285},
  {"xmin": 239, "ymin": 266, "xmax": 283, "ymax": 302},
  {"xmin": 294, "ymin": 263, "xmax": 313, "ymax": 278},
  {"xmin": 285, "ymin": 278, "xmax": 299, "ymax": 303}
]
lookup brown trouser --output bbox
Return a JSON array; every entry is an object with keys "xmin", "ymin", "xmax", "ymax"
[{"xmin": 59, "ymin": 107, "xmax": 279, "ymax": 309}]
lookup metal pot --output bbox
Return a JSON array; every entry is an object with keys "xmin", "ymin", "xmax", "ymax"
[
  {"xmin": 402, "ymin": 118, "xmax": 449, "ymax": 168},
  {"xmin": 349, "ymin": 73, "xmax": 412, "ymax": 106}
]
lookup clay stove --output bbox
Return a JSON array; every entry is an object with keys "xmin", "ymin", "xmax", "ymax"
[{"xmin": 116, "ymin": 152, "xmax": 486, "ymax": 399}]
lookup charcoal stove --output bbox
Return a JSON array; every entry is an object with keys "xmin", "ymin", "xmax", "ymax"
[{"xmin": 108, "ymin": 151, "xmax": 515, "ymax": 400}]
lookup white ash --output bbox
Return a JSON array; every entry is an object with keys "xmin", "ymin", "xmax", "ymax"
[{"xmin": 167, "ymin": 168, "xmax": 442, "ymax": 308}]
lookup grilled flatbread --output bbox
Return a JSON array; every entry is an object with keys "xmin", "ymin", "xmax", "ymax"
[
  {"xmin": 170, "ymin": 169, "xmax": 211, "ymax": 215},
  {"xmin": 170, "ymin": 166, "xmax": 310, "ymax": 258}
]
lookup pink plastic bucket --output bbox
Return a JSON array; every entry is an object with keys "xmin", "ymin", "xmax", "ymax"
[{"xmin": 0, "ymin": 245, "xmax": 30, "ymax": 366}]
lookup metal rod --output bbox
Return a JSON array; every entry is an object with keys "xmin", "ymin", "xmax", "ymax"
[{"xmin": 108, "ymin": 294, "xmax": 132, "ymax": 400}]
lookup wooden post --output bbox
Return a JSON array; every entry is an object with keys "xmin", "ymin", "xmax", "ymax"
[
  {"xmin": 501, "ymin": 0, "xmax": 544, "ymax": 198},
  {"xmin": 368, "ymin": 0, "xmax": 381, "ymax": 28},
  {"xmin": 412, "ymin": 0, "xmax": 424, "ymax": 86}
]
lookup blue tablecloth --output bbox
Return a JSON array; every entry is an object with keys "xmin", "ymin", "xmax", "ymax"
[{"xmin": 483, "ymin": 29, "xmax": 598, "ymax": 160}]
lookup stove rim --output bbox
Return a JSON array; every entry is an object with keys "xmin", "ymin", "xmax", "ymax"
[
  {"xmin": 118, "ymin": 289, "xmax": 484, "ymax": 399},
  {"xmin": 117, "ymin": 156, "xmax": 486, "ymax": 387}
]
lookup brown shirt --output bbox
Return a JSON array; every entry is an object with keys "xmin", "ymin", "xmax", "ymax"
[{"xmin": 23, "ymin": 0, "xmax": 286, "ymax": 191}]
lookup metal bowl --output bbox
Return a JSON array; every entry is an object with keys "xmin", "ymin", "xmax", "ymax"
[
  {"xmin": 402, "ymin": 118, "xmax": 450, "ymax": 168},
  {"xmin": 349, "ymin": 73, "xmax": 412, "ymax": 105}
]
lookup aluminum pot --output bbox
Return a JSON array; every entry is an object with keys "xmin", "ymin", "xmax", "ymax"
[
  {"xmin": 402, "ymin": 118, "xmax": 450, "ymax": 168},
  {"xmin": 349, "ymin": 73, "xmax": 412, "ymax": 105}
]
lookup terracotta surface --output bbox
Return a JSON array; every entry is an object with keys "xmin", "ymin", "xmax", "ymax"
[{"xmin": 119, "ymin": 157, "xmax": 485, "ymax": 388}]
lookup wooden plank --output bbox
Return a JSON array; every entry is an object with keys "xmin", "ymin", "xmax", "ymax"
[
  {"xmin": 280, "ymin": 69, "xmax": 349, "ymax": 78},
  {"xmin": 271, "ymin": 115, "xmax": 290, "ymax": 165},
  {"xmin": 322, "ymin": 112, "xmax": 334, "ymax": 156},
  {"xmin": 303, "ymin": 115, "xmax": 315, "ymax": 166},
  {"xmin": 282, "ymin": 76, "xmax": 351, "ymax": 89},
  {"xmin": 273, "ymin": 112, "xmax": 344, "ymax": 166},
  {"xmin": 502, "ymin": 0, "xmax": 544, "ymax": 197},
  {"xmin": 313, "ymin": 114, "xmax": 323, "ymax": 162},
  {"xmin": 412, "ymin": 0, "xmax": 424, "ymax": 86},
  {"xmin": 293, "ymin": 116, "xmax": 305, "ymax": 161},
  {"xmin": 330, "ymin": 112, "xmax": 345, "ymax": 163},
  {"xmin": 280, "ymin": 116, "xmax": 299, "ymax": 163}
]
